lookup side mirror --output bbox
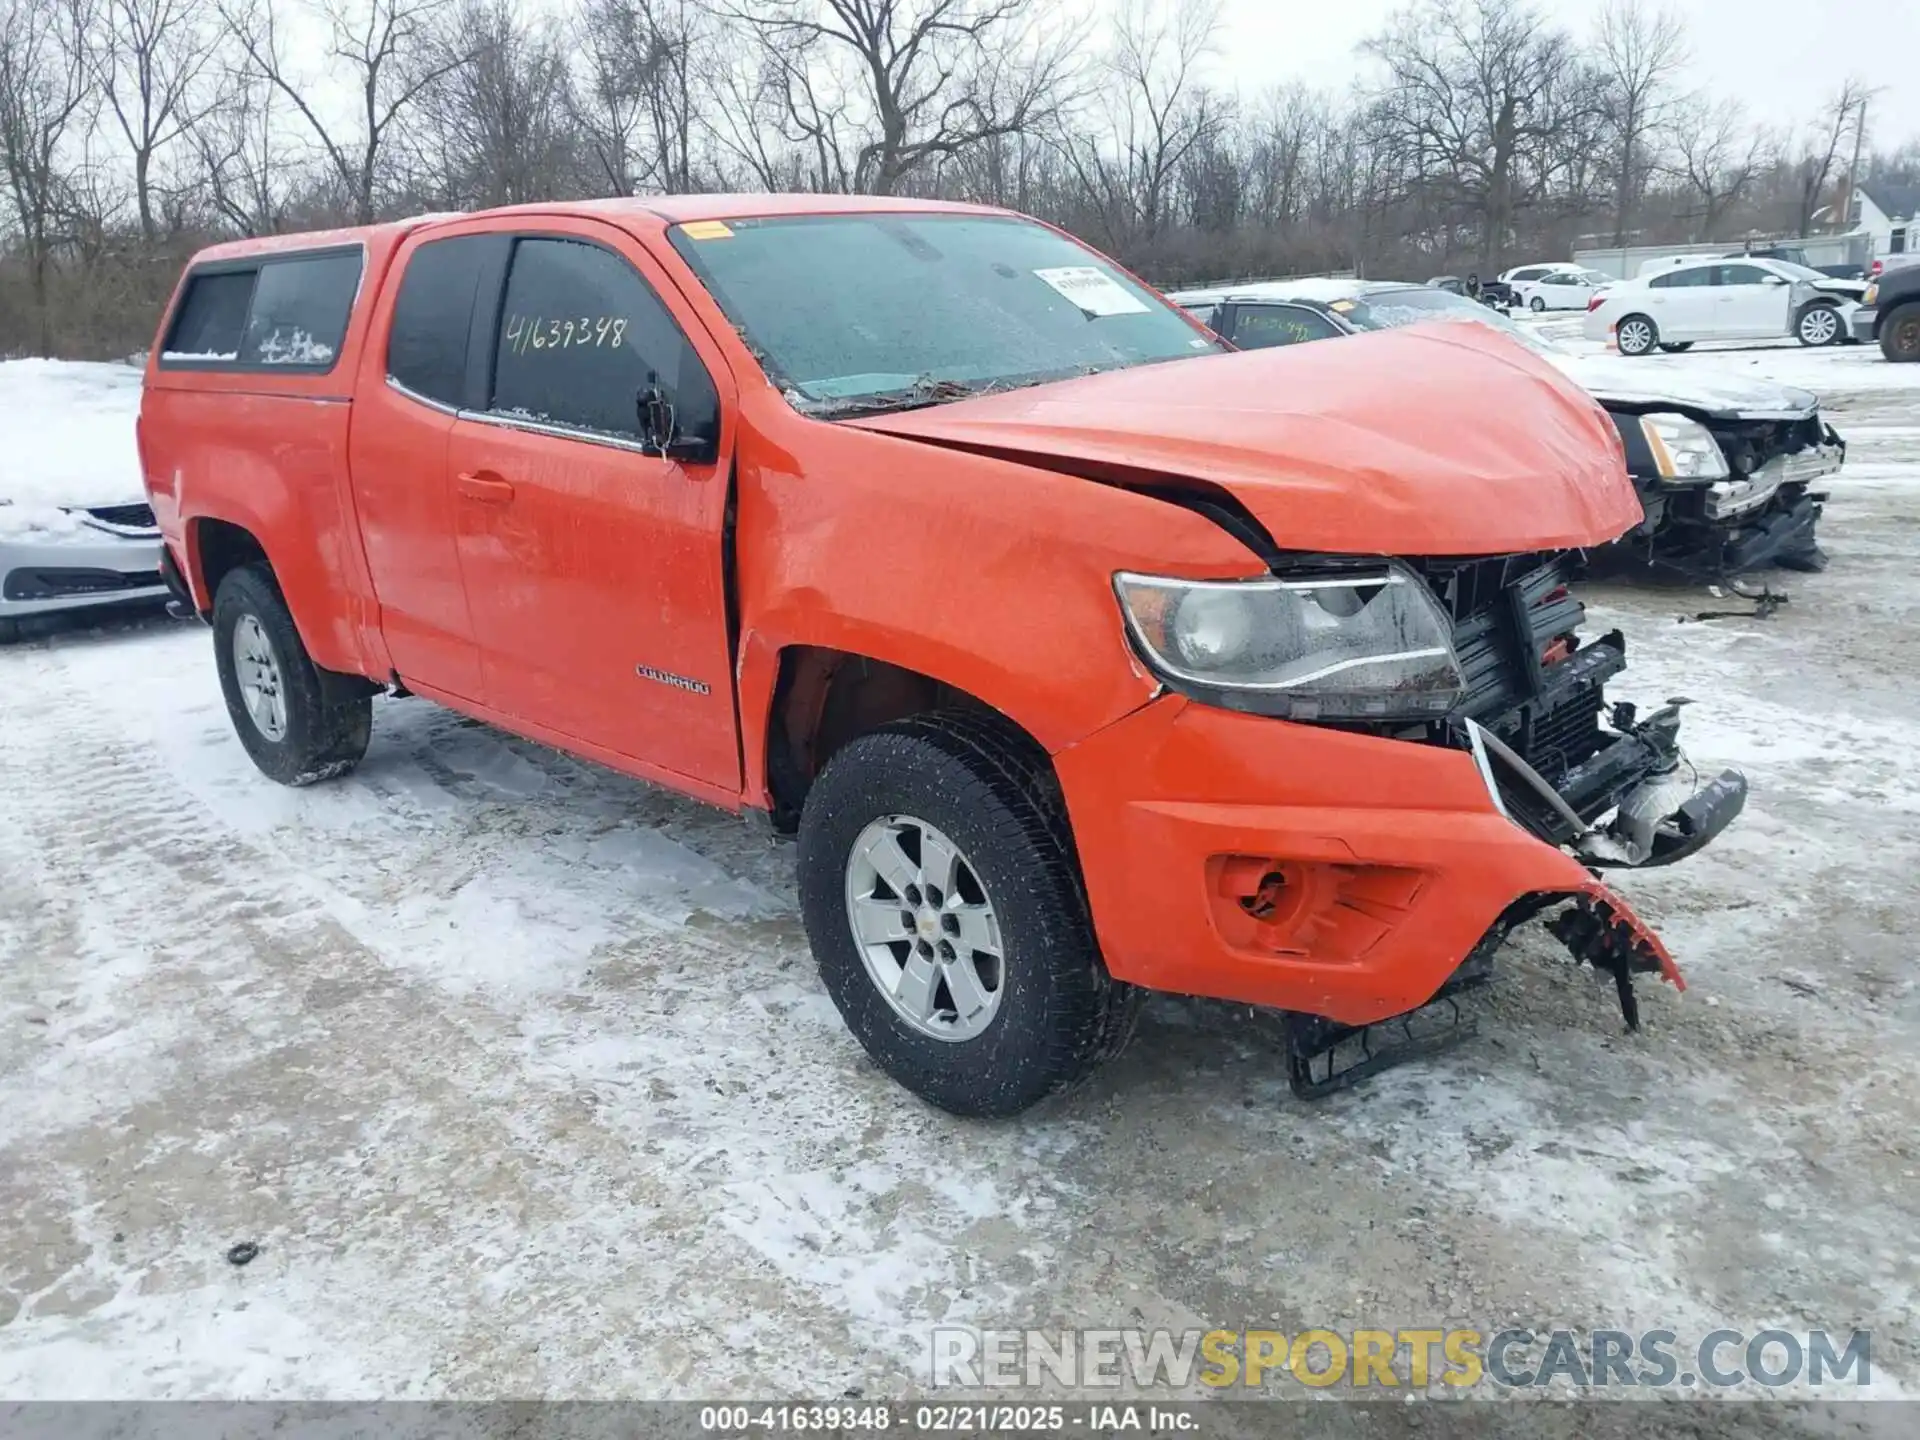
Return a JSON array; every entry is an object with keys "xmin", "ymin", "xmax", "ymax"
[
  {"xmin": 1761, "ymin": 275, "xmax": 1788, "ymax": 287},
  {"xmin": 637, "ymin": 379, "xmax": 716, "ymax": 464}
]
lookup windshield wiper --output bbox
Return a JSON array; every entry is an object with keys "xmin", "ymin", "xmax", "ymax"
[{"xmin": 805, "ymin": 373, "xmax": 1010, "ymax": 418}]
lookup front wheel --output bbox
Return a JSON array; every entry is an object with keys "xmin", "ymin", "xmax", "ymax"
[
  {"xmin": 212, "ymin": 563, "xmax": 372, "ymax": 786},
  {"xmin": 797, "ymin": 710, "xmax": 1138, "ymax": 1117},
  {"xmin": 1796, "ymin": 303, "xmax": 1842, "ymax": 347},
  {"xmin": 1615, "ymin": 314, "xmax": 1659, "ymax": 356},
  {"xmin": 1882, "ymin": 302, "xmax": 1920, "ymax": 362},
  {"xmin": 1528, "ymin": 295, "xmax": 1547, "ymax": 312}
]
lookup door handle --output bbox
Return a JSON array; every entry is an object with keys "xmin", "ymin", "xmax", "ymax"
[{"xmin": 456, "ymin": 471, "xmax": 515, "ymax": 503}]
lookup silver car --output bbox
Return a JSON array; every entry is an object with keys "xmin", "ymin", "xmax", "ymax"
[{"xmin": 0, "ymin": 500, "xmax": 169, "ymax": 641}]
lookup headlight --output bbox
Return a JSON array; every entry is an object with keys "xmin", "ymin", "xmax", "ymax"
[
  {"xmin": 1863, "ymin": 282, "xmax": 1878, "ymax": 306},
  {"xmin": 1638, "ymin": 412, "xmax": 1729, "ymax": 483},
  {"xmin": 1113, "ymin": 564, "xmax": 1465, "ymax": 719}
]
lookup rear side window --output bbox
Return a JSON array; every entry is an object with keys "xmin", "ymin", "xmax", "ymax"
[
  {"xmin": 1649, "ymin": 267, "xmax": 1711, "ymax": 289},
  {"xmin": 1714, "ymin": 264, "xmax": 1772, "ymax": 286},
  {"xmin": 387, "ymin": 235, "xmax": 496, "ymax": 407},
  {"xmin": 163, "ymin": 271, "xmax": 255, "ymax": 360},
  {"xmin": 241, "ymin": 253, "xmax": 361, "ymax": 365},
  {"xmin": 489, "ymin": 237, "xmax": 717, "ymax": 446},
  {"xmin": 161, "ymin": 248, "xmax": 362, "ymax": 371}
]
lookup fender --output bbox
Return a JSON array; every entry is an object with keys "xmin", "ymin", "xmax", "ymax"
[{"xmin": 729, "ymin": 402, "xmax": 1265, "ymax": 809}]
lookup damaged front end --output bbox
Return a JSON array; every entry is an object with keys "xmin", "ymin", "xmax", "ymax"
[
  {"xmin": 1608, "ymin": 408, "xmax": 1844, "ymax": 579},
  {"xmin": 1283, "ymin": 552, "xmax": 1745, "ymax": 1097}
]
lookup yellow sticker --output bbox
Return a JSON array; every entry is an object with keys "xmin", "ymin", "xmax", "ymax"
[
  {"xmin": 681, "ymin": 220, "xmax": 734, "ymax": 240},
  {"xmin": 1329, "ymin": 299, "xmax": 1356, "ymax": 313}
]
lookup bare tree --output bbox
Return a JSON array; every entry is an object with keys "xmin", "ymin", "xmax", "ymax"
[
  {"xmin": 730, "ymin": 0, "xmax": 1074, "ymax": 196},
  {"xmin": 0, "ymin": 0, "xmax": 93, "ymax": 353},
  {"xmin": 1790, "ymin": 78, "xmax": 1869, "ymax": 237},
  {"xmin": 191, "ymin": 59, "xmax": 299, "ymax": 233},
  {"xmin": 1061, "ymin": 0, "xmax": 1223, "ymax": 251},
  {"xmin": 1669, "ymin": 94, "xmax": 1763, "ymax": 240},
  {"xmin": 221, "ymin": 0, "xmax": 466, "ymax": 224},
  {"xmin": 90, "ymin": 0, "xmax": 219, "ymax": 240},
  {"xmin": 574, "ymin": 0, "xmax": 705, "ymax": 194},
  {"xmin": 1364, "ymin": 0, "xmax": 1590, "ymax": 269},
  {"xmin": 1593, "ymin": 0, "xmax": 1684, "ymax": 247},
  {"xmin": 408, "ymin": 0, "xmax": 571, "ymax": 209}
]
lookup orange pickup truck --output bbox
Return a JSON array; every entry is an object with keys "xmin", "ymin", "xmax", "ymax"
[{"xmin": 140, "ymin": 195, "xmax": 1745, "ymax": 1114}]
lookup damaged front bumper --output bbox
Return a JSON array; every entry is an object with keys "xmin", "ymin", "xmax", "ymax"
[
  {"xmin": 1621, "ymin": 435, "xmax": 1841, "ymax": 578},
  {"xmin": 1055, "ymin": 661, "xmax": 1743, "ymax": 1097}
]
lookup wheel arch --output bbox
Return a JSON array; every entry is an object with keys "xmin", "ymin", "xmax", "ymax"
[{"xmin": 749, "ymin": 640, "xmax": 1060, "ymax": 832}]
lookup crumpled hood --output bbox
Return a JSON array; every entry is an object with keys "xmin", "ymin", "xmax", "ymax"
[
  {"xmin": 1547, "ymin": 351, "xmax": 1819, "ymax": 419},
  {"xmin": 846, "ymin": 323, "xmax": 1642, "ymax": 556}
]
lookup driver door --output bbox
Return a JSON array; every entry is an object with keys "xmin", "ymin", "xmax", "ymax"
[
  {"xmin": 1712, "ymin": 263, "xmax": 1792, "ymax": 337},
  {"xmin": 446, "ymin": 223, "xmax": 741, "ymax": 791}
]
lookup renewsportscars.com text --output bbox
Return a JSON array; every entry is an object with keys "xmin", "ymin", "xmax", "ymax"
[{"xmin": 929, "ymin": 1326, "xmax": 1872, "ymax": 1391}]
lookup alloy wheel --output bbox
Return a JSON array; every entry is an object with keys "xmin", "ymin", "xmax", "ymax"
[
  {"xmin": 1800, "ymin": 307, "xmax": 1839, "ymax": 345},
  {"xmin": 1618, "ymin": 318, "xmax": 1654, "ymax": 355},
  {"xmin": 843, "ymin": 814, "xmax": 1004, "ymax": 1041},
  {"xmin": 232, "ymin": 613, "xmax": 288, "ymax": 741}
]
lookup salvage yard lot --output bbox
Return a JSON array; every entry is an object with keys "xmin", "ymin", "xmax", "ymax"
[{"xmin": 2, "ymin": 335, "xmax": 1917, "ymax": 1419}]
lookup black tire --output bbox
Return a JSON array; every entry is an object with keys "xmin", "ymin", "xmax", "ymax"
[
  {"xmin": 1796, "ymin": 302, "xmax": 1843, "ymax": 348},
  {"xmin": 1528, "ymin": 295, "xmax": 1546, "ymax": 312},
  {"xmin": 1882, "ymin": 302, "xmax": 1920, "ymax": 363},
  {"xmin": 0, "ymin": 616, "xmax": 19, "ymax": 645},
  {"xmin": 797, "ymin": 709, "xmax": 1139, "ymax": 1117},
  {"xmin": 1615, "ymin": 313, "xmax": 1658, "ymax": 356},
  {"xmin": 1658, "ymin": 341, "xmax": 1694, "ymax": 353},
  {"xmin": 212, "ymin": 563, "xmax": 371, "ymax": 786}
]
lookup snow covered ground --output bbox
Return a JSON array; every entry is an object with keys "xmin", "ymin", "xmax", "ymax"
[{"xmin": 2, "ymin": 342, "xmax": 1918, "ymax": 1422}]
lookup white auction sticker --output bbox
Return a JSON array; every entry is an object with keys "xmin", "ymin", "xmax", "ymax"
[{"xmin": 1033, "ymin": 266, "xmax": 1150, "ymax": 317}]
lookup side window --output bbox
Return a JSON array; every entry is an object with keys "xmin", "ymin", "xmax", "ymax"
[
  {"xmin": 241, "ymin": 252, "xmax": 361, "ymax": 366},
  {"xmin": 1511, "ymin": 267, "xmax": 1547, "ymax": 283},
  {"xmin": 163, "ymin": 270, "xmax": 256, "ymax": 360},
  {"xmin": 491, "ymin": 237, "xmax": 718, "ymax": 447},
  {"xmin": 1180, "ymin": 302, "xmax": 1218, "ymax": 330},
  {"xmin": 1714, "ymin": 263, "xmax": 1772, "ymax": 286},
  {"xmin": 388, "ymin": 235, "xmax": 494, "ymax": 407},
  {"xmin": 1650, "ymin": 267, "xmax": 1711, "ymax": 289},
  {"xmin": 1230, "ymin": 304, "xmax": 1341, "ymax": 349}
]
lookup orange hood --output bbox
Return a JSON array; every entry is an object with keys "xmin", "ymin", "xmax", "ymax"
[{"xmin": 846, "ymin": 322, "xmax": 1641, "ymax": 556}]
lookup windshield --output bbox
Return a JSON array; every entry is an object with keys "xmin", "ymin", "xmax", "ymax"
[
  {"xmin": 1332, "ymin": 287, "xmax": 1562, "ymax": 355},
  {"xmin": 668, "ymin": 214, "xmax": 1220, "ymax": 416},
  {"xmin": 1765, "ymin": 259, "xmax": 1828, "ymax": 282}
]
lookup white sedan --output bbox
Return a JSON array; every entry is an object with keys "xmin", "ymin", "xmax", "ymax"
[
  {"xmin": 1512, "ymin": 267, "xmax": 1613, "ymax": 311},
  {"xmin": 1584, "ymin": 257, "xmax": 1858, "ymax": 355}
]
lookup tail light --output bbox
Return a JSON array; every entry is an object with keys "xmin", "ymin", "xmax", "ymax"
[{"xmin": 1587, "ymin": 294, "xmax": 1606, "ymax": 312}]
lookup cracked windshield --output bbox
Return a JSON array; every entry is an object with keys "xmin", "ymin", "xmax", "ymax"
[{"xmin": 669, "ymin": 213, "xmax": 1221, "ymax": 415}]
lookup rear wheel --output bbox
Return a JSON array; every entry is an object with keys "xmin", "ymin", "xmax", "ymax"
[
  {"xmin": 797, "ymin": 710, "xmax": 1138, "ymax": 1117},
  {"xmin": 1658, "ymin": 341, "xmax": 1694, "ymax": 353},
  {"xmin": 1615, "ymin": 314, "xmax": 1659, "ymax": 356},
  {"xmin": 212, "ymin": 564, "xmax": 371, "ymax": 786},
  {"xmin": 1882, "ymin": 302, "xmax": 1920, "ymax": 362},
  {"xmin": 1528, "ymin": 295, "xmax": 1547, "ymax": 312},
  {"xmin": 1796, "ymin": 303, "xmax": 1842, "ymax": 347}
]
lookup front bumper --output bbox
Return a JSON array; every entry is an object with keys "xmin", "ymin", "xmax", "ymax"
[
  {"xmin": 0, "ymin": 527, "xmax": 169, "ymax": 623},
  {"xmin": 1851, "ymin": 307, "xmax": 1877, "ymax": 343},
  {"xmin": 1056, "ymin": 694, "xmax": 1737, "ymax": 1026}
]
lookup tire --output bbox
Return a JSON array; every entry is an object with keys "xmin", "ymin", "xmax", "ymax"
[
  {"xmin": 797, "ymin": 709, "xmax": 1139, "ymax": 1117},
  {"xmin": 1796, "ymin": 302, "xmax": 1842, "ymax": 347},
  {"xmin": 1882, "ymin": 302, "xmax": 1920, "ymax": 363},
  {"xmin": 212, "ymin": 563, "xmax": 371, "ymax": 786},
  {"xmin": 1528, "ymin": 295, "xmax": 1546, "ymax": 312},
  {"xmin": 0, "ymin": 616, "xmax": 19, "ymax": 645},
  {"xmin": 1658, "ymin": 342, "xmax": 1694, "ymax": 353},
  {"xmin": 1615, "ymin": 314, "xmax": 1658, "ymax": 356}
]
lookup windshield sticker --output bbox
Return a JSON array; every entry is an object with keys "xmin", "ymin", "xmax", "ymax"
[
  {"xmin": 681, "ymin": 220, "xmax": 734, "ymax": 240},
  {"xmin": 1033, "ymin": 266, "xmax": 1150, "ymax": 317},
  {"xmin": 1328, "ymin": 300, "xmax": 1357, "ymax": 313}
]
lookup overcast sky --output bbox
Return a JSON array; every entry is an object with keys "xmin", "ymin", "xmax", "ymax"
[{"xmin": 1211, "ymin": 0, "xmax": 1920, "ymax": 150}]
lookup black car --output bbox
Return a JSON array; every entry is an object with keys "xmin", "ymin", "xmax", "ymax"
[{"xmin": 1167, "ymin": 279, "xmax": 1845, "ymax": 577}]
